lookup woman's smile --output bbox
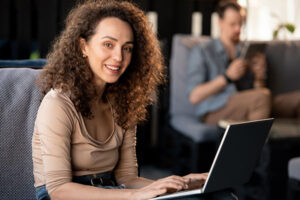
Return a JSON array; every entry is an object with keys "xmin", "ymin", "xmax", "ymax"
[{"xmin": 104, "ymin": 64, "xmax": 122, "ymax": 73}]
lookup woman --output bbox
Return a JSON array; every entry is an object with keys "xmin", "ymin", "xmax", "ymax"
[{"xmin": 32, "ymin": 0, "xmax": 209, "ymax": 199}]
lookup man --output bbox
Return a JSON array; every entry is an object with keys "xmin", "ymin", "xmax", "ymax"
[
  {"xmin": 187, "ymin": 1, "xmax": 271, "ymax": 126},
  {"xmin": 187, "ymin": 1, "xmax": 300, "ymax": 200}
]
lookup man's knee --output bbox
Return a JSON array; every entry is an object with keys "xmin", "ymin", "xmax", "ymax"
[{"xmin": 246, "ymin": 88, "xmax": 272, "ymax": 119}]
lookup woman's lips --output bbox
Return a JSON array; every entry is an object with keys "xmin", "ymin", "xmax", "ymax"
[{"xmin": 105, "ymin": 64, "xmax": 121, "ymax": 73}]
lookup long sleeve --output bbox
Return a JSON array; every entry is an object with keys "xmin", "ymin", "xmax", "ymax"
[
  {"xmin": 114, "ymin": 126, "xmax": 139, "ymax": 186},
  {"xmin": 186, "ymin": 45, "xmax": 208, "ymax": 96},
  {"xmin": 34, "ymin": 91, "xmax": 75, "ymax": 194},
  {"xmin": 186, "ymin": 39, "xmax": 237, "ymax": 117}
]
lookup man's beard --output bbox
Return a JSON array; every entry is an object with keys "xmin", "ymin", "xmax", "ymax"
[{"xmin": 231, "ymin": 35, "xmax": 240, "ymax": 44}]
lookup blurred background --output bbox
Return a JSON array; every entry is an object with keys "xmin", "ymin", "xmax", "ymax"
[{"xmin": 1, "ymin": 0, "xmax": 300, "ymax": 60}]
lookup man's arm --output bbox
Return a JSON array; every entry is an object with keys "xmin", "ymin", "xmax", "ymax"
[
  {"xmin": 189, "ymin": 75, "xmax": 227, "ymax": 105},
  {"xmin": 189, "ymin": 58, "xmax": 247, "ymax": 105}
]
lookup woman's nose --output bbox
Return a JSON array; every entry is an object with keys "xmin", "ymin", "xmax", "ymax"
[{"xmin": 112, "ymin": 47, "xmax": 122, "ymax": 62}]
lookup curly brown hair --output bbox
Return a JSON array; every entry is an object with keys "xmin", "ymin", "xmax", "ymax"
[{"xmin": 38, "ymin": 0, "xmax": 166, "ymax": 130}]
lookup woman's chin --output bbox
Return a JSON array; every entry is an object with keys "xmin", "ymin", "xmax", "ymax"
[{"xmin": 104, "ymin": 77, "xmax": 120, "ymax": 84}]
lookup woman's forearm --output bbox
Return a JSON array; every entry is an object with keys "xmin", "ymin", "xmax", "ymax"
[
  {"xmin": 50, "ymin": 182, "xmax": 137, "ymax": 200},
  {"xmin": 122, "ymin": 176, "xmax": 154, "ymax": 189}
]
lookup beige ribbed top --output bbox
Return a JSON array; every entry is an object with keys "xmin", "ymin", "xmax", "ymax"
[{"xmin": 32, "ymin": 89, "xmax": 138, "ymax": 194}]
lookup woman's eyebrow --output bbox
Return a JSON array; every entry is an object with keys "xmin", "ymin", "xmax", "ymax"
[
  {"xmin": 101, "ymin": 36, "xmax": 118, "ymax": 41},
  {"xmin": 101, "ymin": 36, "xmax": 134, "ymax": 44}
]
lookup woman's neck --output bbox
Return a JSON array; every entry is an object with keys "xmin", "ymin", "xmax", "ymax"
[{"xmin": 94, "ymin": 79, "xmax": 106, "ymax": 100}]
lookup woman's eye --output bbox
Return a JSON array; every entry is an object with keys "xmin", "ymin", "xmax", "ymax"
[
  {"xmin": 104, "ymin": 42, "xmax": 113, "ymax": 48},
  {"xmin": 123, "ymin": 46, "xmax": 133, "ymax": 52}
]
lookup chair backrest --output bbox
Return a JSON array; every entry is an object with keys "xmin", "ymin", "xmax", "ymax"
[
  {"xmin": 168, "ymin": 35, "xmax": 221, "ymax": 142},
  {"xmin": 0, "ymin": 59, "xmax": 47, "ymax": 69},
  {"xmin": 0, "ymin": 66, "xmax": 43, "ymax": 199},
  {"xmin": 169, "ymin": 34, "xmax": 209, "ymax": 119},
  {"xmin": 266, "ymin": 40, "xmax": 300, "ymax": 95}
]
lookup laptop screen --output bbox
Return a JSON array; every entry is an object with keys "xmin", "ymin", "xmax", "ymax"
[{"xmin": 202, "ymin": 118, "xmax": 273, "ymax": 193}]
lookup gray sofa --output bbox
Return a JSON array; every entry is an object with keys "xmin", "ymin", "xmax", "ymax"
[
  {"xmin": 167, "ymin": 34, "xmax": 300, "ymax": 199},
  {"xmin": 0, "ymin": 60, "xmax": 45, "ymax": 199}
]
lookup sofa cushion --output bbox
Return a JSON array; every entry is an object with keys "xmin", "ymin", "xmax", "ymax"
[
  {"xmin": 0, "ymin": 68, "xmax": 42, "ymax": 199},
  {"xmin": 170, "ymin": 115, "xmax": 221, "ymax": 142}
]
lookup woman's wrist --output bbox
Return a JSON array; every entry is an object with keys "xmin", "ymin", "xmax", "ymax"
[{"xmin": 127, "ymin": 189, "xmax": 139, "ymax": 200}]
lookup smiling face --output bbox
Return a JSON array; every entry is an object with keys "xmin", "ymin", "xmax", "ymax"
[{"xmin": 81, "ymin": 17, "xmax": 134, "ymax": 86}]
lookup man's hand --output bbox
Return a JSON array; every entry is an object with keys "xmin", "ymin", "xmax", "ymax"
[{"xmin": 226, "ymin": 58, "xmax": 247, "ymax": 81}]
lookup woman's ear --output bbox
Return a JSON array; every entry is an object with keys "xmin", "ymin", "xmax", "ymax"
[{"xmin": 79, "ymin": 37, "xmax": 87, "ymax": 57}]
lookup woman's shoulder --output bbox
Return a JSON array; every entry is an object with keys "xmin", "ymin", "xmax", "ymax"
[
  {"xmin": 44, "ymin": 89, "xmax": 71, "ymax": 102},
  {"xmin": 35, "ymin": 89, "xmax": 79, "ymax": 136},
  {"xmin": 41, "ymin": 89, "xmax": 76, "ymax": 114}
]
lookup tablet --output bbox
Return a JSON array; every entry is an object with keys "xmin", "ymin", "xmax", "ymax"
[{"xmin": 239, "ymin": 42, "xmax": 266, "ymax": 60}]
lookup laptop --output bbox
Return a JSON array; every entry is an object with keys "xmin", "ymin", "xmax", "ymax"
[{"xmin": 151, "ymin": 118, "xmax": 274, "ymax": 200}]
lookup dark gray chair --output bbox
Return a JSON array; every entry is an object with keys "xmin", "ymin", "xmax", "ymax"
[{"xmin": 0, "ymin": 60, "xmax": 45, "ymax": 199}]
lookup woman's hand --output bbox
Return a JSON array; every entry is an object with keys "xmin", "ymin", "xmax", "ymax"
[
  {"xmin": 132, "ymin": 175, "xmax": 188, "ymax": 200},
  {"xmin": 183, "ymin": 173, "xmax": 208, "ymax": 190}
]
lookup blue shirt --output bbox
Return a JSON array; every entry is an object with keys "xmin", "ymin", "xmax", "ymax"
[{"xmin": 187, "ymin": 38, "xmax": 242, "ymax": 117}]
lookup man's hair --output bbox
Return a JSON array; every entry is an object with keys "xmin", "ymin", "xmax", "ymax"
[{"xmin": 216, "ymin": 0, "xmax": 241, "ymax": 19}]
